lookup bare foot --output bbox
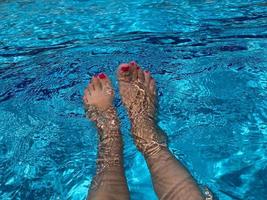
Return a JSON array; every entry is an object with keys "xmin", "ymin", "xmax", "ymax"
[
  {"xmin": 117, "ymin": 61, "xmax": 166, "ymax": 156},
  {"xmin": 83, "ymin": 73, "xmax": 113, "ymax": 112},
  {"xmin": 83, "ymin": 74, "xmax": 129, "ymax": 200},
  {"xmin": 83, "ymin": 73, "xmax": 119, "ymax": 139}
]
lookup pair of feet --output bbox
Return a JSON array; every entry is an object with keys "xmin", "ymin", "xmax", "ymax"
[
  {"xmin": 83, "ymin": 61, "xmax": 156, "ymax": 114},
  {"xmin": 83, "ymin": 63, "xmax": 213, "ymax": 200},
  {"xmin": 83, "ymin": 61, "xmax": 164, "ymax": 155}
]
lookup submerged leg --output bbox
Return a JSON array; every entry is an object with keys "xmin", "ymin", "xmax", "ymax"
[
  {"xmin": 83, "ymin": 73, "xmax": 129, "ymax": 200},
  {"xmin": 136, "ymin": 125, "xmax": 204, "ymax": 200},
  {"xmin": 117, "ymin": 62, "xmax": 210, "ymax": 200}
]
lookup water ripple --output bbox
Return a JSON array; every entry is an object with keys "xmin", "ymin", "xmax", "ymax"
[{"xmin": 0, "ymin": 0, "xmax": 267, "ymax": 199}]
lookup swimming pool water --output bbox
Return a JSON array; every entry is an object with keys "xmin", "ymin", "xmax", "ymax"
[{"xmin": 0, "ymin": 0, "xmax": 267, "ymax": 199}]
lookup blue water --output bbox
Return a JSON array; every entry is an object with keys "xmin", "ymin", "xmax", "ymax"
[{"xmin": 0, "ymin": 0, "xmax": 267, "ymax": 199}]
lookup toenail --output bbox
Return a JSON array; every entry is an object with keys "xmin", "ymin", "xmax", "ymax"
[
  {"xmin": 145, "ymin": 70, "xmax": 150, "ymax": 73},
  {"xmin": 136, "ymin": 66, "xmax": 140, "ymax": 70},
  {"xmin": 121, "ymin": 66, "xmax": 130, "ymax": 72},
  {"xmin": 98, "ymin": 73, "xmax": 106, "ymax": 79},
  {"xmin": 130, "ymin": 61, "xmax": 136, "ymax": 66}
]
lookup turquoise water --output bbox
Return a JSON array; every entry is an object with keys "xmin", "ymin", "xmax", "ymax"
[{"xmin": 0, "ymin": 0, "xmax": 267, "ymax": 199}]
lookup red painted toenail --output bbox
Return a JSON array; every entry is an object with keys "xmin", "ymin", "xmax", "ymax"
[
  {"xmin": 145, "ymin": 70, "xmax": 149, "ymax": 73},
  {"xmin": 98, "ymin": 73, "xmax": 106, "ymax": 79},
  {"xmin": 130, "ymin": 61, "xmax": 136, "ymax": 66},
  {"xmin": 136, "ymin": 66, "xmax": 140, "ymax": 70},
  {"xmin": 121, "ymin": 66, "xmax": 130, "ymax": 72}
]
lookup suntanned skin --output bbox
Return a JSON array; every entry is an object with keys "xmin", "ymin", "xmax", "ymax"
[
  {"xmin": 83, "ymin": 62, "xmax": 207, "ymax": 200},
  {"xmin": 83, "ymin": 74, "xmax": 129, "ymax": 200},
  {"xmin": 117, "ymin": 62, "xmax": 204, "ymax": 200}
]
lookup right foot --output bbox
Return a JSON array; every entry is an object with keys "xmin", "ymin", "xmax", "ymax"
[{"xmin": 117, "ymin": 61, "xmax": 166, "ymax": 156}]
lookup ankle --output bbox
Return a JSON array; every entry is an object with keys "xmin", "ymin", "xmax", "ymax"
[
  {"xmin": 131, "ymin": 118, "xmax": 167, "ymax": 156},
  {"xmin": 87, "ymin": 106, "xmax": 120, "ymax": 131}
]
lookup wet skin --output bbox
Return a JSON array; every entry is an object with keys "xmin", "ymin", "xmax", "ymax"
[{"xmin": 83, "ymin": 62, "xmax": 213, "ymax": 200}]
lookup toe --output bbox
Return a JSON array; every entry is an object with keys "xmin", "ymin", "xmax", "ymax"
[
  {"xmin": 144, "ymin": 70, "xmax": 151, "ymax": 87},
  {"xmin": 129, "ymin": 61, "xmax": 137, "ymax": 67},
  {"xmin": 129, "ymin": 61, "xmax": 138, "ymax": 80},
  {"xmin": 88, "ymin": 82, "xmax": 94, "ymax": 94},
  {"xmin": 92, "ymin": 76, "xmax": 102, "ymax": 90},
  {"xmin": 117, "ymin": 63, "xmax": 132, "ymax": 82},
  {"xmin": 83, "ymin": 89, "xmax": 90, "ymax": 104},
  {"xmin": 149, "ymin": 78, "xmax": 156, "ymax": 95},
  {"xmin": 137, "ymin": 67, "xmax": 145, "ymax": 83},
  {"xmin": 98, "ymin": 73, "xmax": 113, "ymax": 92}
]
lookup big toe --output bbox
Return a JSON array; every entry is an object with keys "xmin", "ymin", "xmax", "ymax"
[
  {"xmin": 98, "ymin": 73, "xmax": 113, "ymax": 94},
  {"xmin": 117, "ymin": 63, "xmax": 134, "ymax": 82}
]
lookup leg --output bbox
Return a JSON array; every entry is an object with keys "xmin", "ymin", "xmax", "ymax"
[
  {"xmin": 117, "ymin": 62, "xmax": 209, "ymax": 200},
  {"xmin": 83, "ymin": 73, "xmax": 129, "ymax": 200}
]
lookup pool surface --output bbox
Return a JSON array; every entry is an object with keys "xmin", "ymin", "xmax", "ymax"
[{"xmin": 0, "ymin": 0, "xmax": 267, "ymax": 199}]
